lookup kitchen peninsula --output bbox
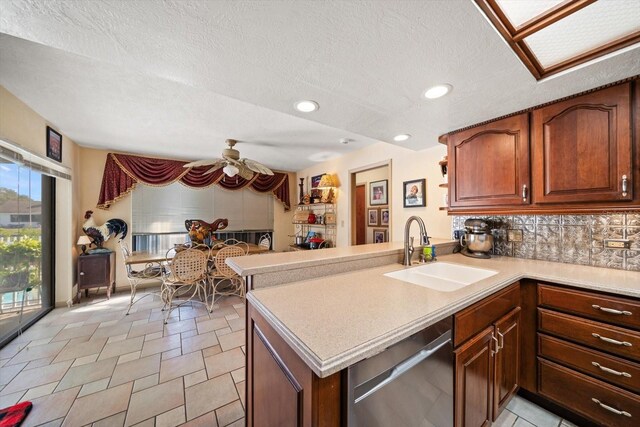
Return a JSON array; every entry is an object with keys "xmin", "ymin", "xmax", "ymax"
[{"xmin": 235, "ymin": 248, "xmax": 640, "ymax": 427}]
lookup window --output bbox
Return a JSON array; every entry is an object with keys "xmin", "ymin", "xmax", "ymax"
[
  {"xmin": 131, "ymin": 182, "xmax": 274, "ymax": 250},
  {"xmin": 475, "ymin": 0, "xmax": 640, "ymax": 79}
]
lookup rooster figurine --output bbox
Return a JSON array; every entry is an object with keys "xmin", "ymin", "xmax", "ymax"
[{"xmin": 83, "ymin": 210, "xmax": 128, "ymax": 248}]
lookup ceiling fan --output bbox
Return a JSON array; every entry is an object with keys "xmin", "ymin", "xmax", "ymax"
[{"xmin": 184, "ymin": 139, "xmax": 274, "ymax": 180}]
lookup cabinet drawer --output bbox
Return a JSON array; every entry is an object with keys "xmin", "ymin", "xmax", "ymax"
[
  {"xmin": 539, "ymin": 358, "xmax": 639, "ymax": 427},
  {"xmin": 538, "ymin": 284, "xmax": 640, "ymax": 330},
  {"xmin": 454, "ymin": 282, "xmax": 520, "ymax": 346},
  {"xmin": 538, "ymin": 309, "xmax": 640, "ymax": 362},
  {"xmin": 538, "ymin": 333, "xmax": 640, "ymax": 393}
]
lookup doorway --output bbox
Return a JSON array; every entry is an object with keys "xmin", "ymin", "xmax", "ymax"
[
  {"xmin": 355, "ymin": 185, "xmax": 366, "ymax": 245},
  {"xmin": 350, "ymin": 162, "xmax": 391, "ymax": 245}
]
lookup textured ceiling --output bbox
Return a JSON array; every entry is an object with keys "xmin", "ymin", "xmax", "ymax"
[{"xmin": 1, "ymin": 0, "xmax": 639, "ymax": 171}]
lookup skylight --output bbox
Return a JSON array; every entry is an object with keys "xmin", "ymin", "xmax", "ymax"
[{"xmin": 476, "ymin": 0, "xmax": 640, "ymax": 79}]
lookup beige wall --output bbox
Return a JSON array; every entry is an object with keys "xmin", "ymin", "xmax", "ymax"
[
  {"xmin": 0, "ymin": 85, "xmax": 80, "ymax": 305},
  {"xmin": 76, "ymin": 147, "xmax": 132, "ymax": 289},
  {"xmin": 296, "ymin": 142, "xmax": 451, "ymax": 247},
  {"xmin": 355, "ymin": 166, "xmax": 390, "ymax": 244}
]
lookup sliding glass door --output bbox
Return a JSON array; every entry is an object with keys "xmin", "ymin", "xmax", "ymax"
[{"xmin": 0, "ymin": 156, "xmax": 54, "ymax": 346}]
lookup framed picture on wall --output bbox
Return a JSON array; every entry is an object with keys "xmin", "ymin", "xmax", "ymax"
[
  {"xmin": 310, "ymin": 174, "xmax": 324, "ymax": 199},
  {"xmin": 370, "ymin": 179, "xmax": 388, "ymax": 205},
  {"xmin": 46, "ymin": 126, "xmax": 62, "ymax": 162},
  {"xmin": 373, "ymin": 228, "xmax": 387, "ymax": 243},
  {"xmin": 403, "ymin": 178, "xmax": 426, "ymax": 208},
  {"xmin": 380, "ymin": 207, "xmax": 389, "ymax": 226},
  {"xmin": 367, "ymin": 208, "xmax": 378, "ymax": 226}
]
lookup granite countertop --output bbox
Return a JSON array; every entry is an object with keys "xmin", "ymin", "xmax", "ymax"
[
  {"xmin": 247, "ymin": 253, "xmax": 640, "ymax": 378},
  {"xmin": 228, "ymin": 239, "xmax": 457, "ymax": 276}
]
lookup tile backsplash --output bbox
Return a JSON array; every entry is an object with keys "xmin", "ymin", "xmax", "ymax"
[{"xmin": 452, "ymin": 213, "xmax": 640, "ymax": 272}]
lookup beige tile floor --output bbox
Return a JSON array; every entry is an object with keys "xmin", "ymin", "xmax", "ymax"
[
  {"xmin": 1, "ymin": 288, "xmax": 579, "ymax": 427},
  {"xmin": 0, "ymin": 289, "xmax": 245, "ymax": 427}
]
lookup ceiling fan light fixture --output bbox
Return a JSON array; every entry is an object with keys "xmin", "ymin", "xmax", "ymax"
[
  {"xmin": 424, "ymin": 84, "xmax": 452, "ymax": 99},
  {"xmin": 223, "ymin": 164, "xmax": 239, "ymax": 177},
  {"xmin": 294, "ymin": 100, "xmax": 319, "ymax": 113}
]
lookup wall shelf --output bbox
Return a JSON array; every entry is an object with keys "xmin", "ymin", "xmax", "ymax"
[{"xmin": 293, "ymin": 203, "xmax": 336, "ymax": 248}]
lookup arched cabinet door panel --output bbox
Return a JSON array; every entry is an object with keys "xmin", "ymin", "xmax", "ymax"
[
  {"xmin": 532, "ymin": 83, "xmax": 632, "ymax": 204},
  {"xmin": 448, "ymin": 113, "xmax": 530, "ymax": 208}
]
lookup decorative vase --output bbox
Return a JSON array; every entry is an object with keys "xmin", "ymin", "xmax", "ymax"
[{"xmin": 308, "ymin": 213, "xmax": 316, "ymax": 224}]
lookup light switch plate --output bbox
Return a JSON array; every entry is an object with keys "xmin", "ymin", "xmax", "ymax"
[
  {"xmin": 507, "ymin": 229, "xmax": 523, "ymax": 242},
  {"xmin": 604, "ymin": 239, "xmax": 631, "ymax": 249}
]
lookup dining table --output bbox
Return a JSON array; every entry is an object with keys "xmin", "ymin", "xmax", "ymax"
[{"xmin": 124, "ymin": 243, "xmax": 269, "ymax": 265}]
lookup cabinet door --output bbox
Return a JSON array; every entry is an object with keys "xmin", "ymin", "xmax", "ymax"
[
  {"xmin": 449, "ymin": 113, "xmax": 530, "ymax": 208},
  {"xmin": 493, "ymin": 307, "xmax": 521, "ymax": 420},
  {"xmin": 455, "ymin": 326, "xmax": 496, "ymax": 427},
  {"xmin": 78, "ymin": 256, "xmax": 107, "ymax": 287},
  {"xmin": 532, "ymin": 83, "xmax": 632, "ymax": 204}
]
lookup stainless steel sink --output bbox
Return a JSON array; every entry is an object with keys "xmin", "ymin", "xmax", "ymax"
[{"xmin": 384, "ymin": 262, "xmax": 498, "ymax": 292}]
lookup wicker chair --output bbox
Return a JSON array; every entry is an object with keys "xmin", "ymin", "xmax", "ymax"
[
  {"xmin": 258, "ymin": 233, "xmax": 271, "ymax": 251},
  {"xmin": 209, "ymin": 245, "xmax": 247, "ymax": 310},
  {"xmin": 221, "ymin": 238, "xmax": 249, "ymax": 253},
  {"xmin": 160, "ymin": 247, "xmax": 209, "ymax": 323},
  {"xmin": 120, "ymin": 242, "xmax": 162, "ymax": 315}
]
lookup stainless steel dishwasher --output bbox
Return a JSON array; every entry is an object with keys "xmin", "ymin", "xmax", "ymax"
[{"xmin": 347, "ymin": 317, "xmax": 453, "ymax": 427}]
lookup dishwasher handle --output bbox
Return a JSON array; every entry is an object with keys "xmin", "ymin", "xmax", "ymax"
[{"xmin": 354, "ymin": 330, "xmax": 451, "ymax": 404}]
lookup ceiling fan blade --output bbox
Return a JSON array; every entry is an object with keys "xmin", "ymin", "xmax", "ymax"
[
  {"xmin": 242, "ymin": 159, "xmax": 274, "ymax": 175},
  {"xmin": 184, "ymin": 158, "xmax": 224, "ymax": 168},
  {"xmin": 237, "ymin": 164, "xmax": 255, "ymax": 180},
  {"xmin": 203, "ymin": 163, "xmax": 226, "ymax": 175}
]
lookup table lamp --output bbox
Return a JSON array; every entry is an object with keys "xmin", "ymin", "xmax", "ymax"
[
  {"xmin": 317, "ymin": 174, "xmax": 335, "ymax": 203},
  {"xmin": 77, "ymin": 235, "xmax": 92, "ymax": 255}
]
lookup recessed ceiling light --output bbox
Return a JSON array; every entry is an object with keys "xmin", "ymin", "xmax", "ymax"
[
  {"xmin": 424, "ymin": 84, "xmax": 452, "ymax": 99},
  {"xmin": 294, "ymin": 100, "xmax": 319, "ymax": 113},
  {"xmin": 393, "ymin": 134, "xmax": 411, "ymax": 142}
]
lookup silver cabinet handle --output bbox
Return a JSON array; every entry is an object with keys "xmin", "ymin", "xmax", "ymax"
[
  {"xmin": 522, "ymin": 184, "xmax": 528, "ymax": 202},
  {"xmin": 491, "ymin": 333, "xmax": 500, "ymax": 356},
  {"xmin": 592, "ymin": 304, "xmax": 632, "ymax": 316},
  {"xmin": 497, "ymin": 330, "xmax": 504, "ymax": 351},
  {"xmin": 592, "ymin": 333, "xmax": 632, "ymax": 347},
  {"xmin": 591, "ymin": 398, "xmax": 632, "ymax": 417},
  {"xmin": 591, "ymin": 361, "xmax": 632, "ymax": 378},
  {"xmin": 79, "ymin": 272, "xmax": 85, "ymax": 276},
  {"xmin": 622, "ymin": 175, "xmax": 628, "ymax": 197}
]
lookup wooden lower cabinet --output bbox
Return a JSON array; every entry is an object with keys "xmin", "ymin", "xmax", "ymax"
[
  {"xmin": 493, "ymin": 307, "xmax": 521, "ymax": 418},
  {"xmin": 454, "ymin": 283, "xmax": 521, "ymax": 427},
  {"xmin": 455, "ymin": 326, "xmax": 495, "ymax": 427},
  {"xmin": 247, "ymin": 303, "xmax": 341, "ymax": 427},
  {"xmin": 536, "ymin": 282, "xmax": 640, "ymax": 426},
  {"xmin": 539, "ymin": 359, "xmax": 640, "ymax": 426}
]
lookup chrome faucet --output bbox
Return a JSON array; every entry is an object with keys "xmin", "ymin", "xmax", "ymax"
[{"xmin": 403, "ymin": 216, "xmax": 430, "ymax": 266}]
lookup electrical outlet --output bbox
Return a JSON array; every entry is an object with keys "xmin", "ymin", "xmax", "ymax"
[
  {"xmin": 507, "ymin": 229, "xmax": 523, "ymax": 242},
  {"xmin": 604, "ymin": 239, "xmax": 631, "ymax": 249}
]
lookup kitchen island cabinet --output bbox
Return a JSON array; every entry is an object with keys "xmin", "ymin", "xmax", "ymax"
[
  {"xmin": 245, "ymin": 253, "xmax": 640, "ymax": 426},
  {"xmin": 246, "ymin": 304, "xmax": 341, "ymax": 427}
]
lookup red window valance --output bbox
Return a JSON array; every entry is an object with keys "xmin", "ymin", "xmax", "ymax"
[{"xmin": 97, "ymin": 153, "xmax": 290, "ymax": 210}]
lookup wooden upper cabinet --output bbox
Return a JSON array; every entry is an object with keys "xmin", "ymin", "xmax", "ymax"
[
  {"xmin": 449, "ymin": 113, "xmax": 530, "ymax": 208},
  {"xmin": 532, "ymin": 83, "xmax": 633, "ymax": 204}
]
